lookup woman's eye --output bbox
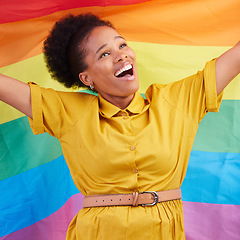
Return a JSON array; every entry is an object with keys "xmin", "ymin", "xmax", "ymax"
[
  {"xmin": 100, "ymin": 52, "xmax": 110, "ymax": 58},
  {"xmin": 120, "ymin": 43, "xmax": 127, "ymax": 49}
]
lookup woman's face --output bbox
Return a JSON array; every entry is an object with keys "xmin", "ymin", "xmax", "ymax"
[{"xmin": 79, "ymin": 26, "xmax": 139, "ymax": 109}]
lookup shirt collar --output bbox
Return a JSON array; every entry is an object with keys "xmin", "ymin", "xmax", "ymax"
[{"xmin": 99, "ymin": 91, "xmax": 148, "ymax": 118}]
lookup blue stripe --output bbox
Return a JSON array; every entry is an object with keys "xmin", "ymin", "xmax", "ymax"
[
  {"xmin": 0, "ymin": 155, "xmax": 79, "ymax": 237},
  {"xmin": 182, "ymin": 150, "xmax": 240, "ymax": 205}
]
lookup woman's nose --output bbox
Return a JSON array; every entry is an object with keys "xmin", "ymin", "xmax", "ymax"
[{"xmin": 114, "ymin": 51, "xmax": 128, "ymax": 63}]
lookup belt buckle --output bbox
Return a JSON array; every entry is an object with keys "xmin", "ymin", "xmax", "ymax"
[{"xmin": 141, "ymin": 191, "xmax": 159, "ymax": 206}]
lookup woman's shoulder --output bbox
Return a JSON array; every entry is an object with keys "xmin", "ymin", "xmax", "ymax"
[
  {"xmin": 145, "ymin": 72, "xmax": 199, "ymax": 100},
  {"xmin": 29, "ymin": 82, "xmax": 98, "ymax": 115},
  {"xmin": 29, "ymin": 82, "xmax": 97, "ymax": 101}
]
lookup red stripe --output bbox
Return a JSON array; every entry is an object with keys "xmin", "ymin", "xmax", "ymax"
[{"xmin": 0, "ymin": 0, "xmax": 148, "ymax": 24}]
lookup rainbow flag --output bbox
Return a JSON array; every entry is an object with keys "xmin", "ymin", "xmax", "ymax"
[{"xmin": 1, "ymin": 0, "xmax": 240, "ymax": 239}]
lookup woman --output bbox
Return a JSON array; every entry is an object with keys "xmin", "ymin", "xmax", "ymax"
[{"xmin": 0, "ymin": 13, "xmax": 239, "ymax": 239}]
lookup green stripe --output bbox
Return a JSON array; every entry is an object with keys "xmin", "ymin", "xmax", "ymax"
[
  {"xmin": 0, "ymin": 116, "xmax": 62, "ymax": 180},
  {"xmin": 193, "ymin": 100, "xmax": 240, "ymax": 153},
  {"xmin": 1, "ymin": 99, "xmax": 239, "ymax": 181}
]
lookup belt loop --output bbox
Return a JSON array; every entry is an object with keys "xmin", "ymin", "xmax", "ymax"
[{"xmin": 132, "ymin": 191, "xmax": 139, "ymax": 207}]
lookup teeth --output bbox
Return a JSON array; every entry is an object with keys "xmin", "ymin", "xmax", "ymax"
[{"xmin": 115, "ymin": 64, "xmax": 132, "ymax": 77}]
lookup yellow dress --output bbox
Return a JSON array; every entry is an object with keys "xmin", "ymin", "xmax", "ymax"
[{"xmin": 28, "ymin": 59, "xmax": 222, "ymax": 239}]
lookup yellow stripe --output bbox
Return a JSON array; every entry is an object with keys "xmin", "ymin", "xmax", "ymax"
[
  {"xmin": 1, "ymin": 42, "xmax": 239, "ymax": 123},
  {"xmin": 129, "ymin": 42, "xmax": 239, "ymax": 100},
  {"xmin": 0, "ymin": 55, "xmax": 70, "ymax": 124},
  {"xmin": 0, "ymin": 54, "xmax": 69, "ymax": 90}
]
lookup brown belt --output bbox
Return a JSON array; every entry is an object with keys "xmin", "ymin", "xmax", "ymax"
[{"xmin": 83, "ymin": 188, "xmax": 181, "ymax": 208}]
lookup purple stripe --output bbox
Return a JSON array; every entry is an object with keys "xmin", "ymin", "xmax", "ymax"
[
  {"xmin": 2, "ymin": 196, "xmax": 239, "ymax": 239},
  {"xmin": 0, "ymin": 193, "xmax": 84, "ymax": 240},
  {"xmin": 183, "ymin": 201, "xmax": 240, "ymax": 240}
]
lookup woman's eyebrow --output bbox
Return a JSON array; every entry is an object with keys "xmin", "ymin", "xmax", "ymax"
[
  {"xmin": 95, "ymin": 36, "xmax": 126, "ymax": 55},
  {"xmin": 115, "ymin": 35, "xmax": 125, "ymax": 41},
  {"xmin": 96, "ymin": 43, "xmax": 107, "ymax": 55}
]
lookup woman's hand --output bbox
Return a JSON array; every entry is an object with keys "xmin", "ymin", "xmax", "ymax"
[
  {"xmin": 216, "ymin": 41, "xmax": 240, "ymax": 95},
  {"xmin": 0, "ymin": 74, "xmax": 32, "ymax": 118}
]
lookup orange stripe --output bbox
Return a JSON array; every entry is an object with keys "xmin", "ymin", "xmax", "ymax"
[{"xmin": 1, "ymin": 0, "xmax": 239, "ymax": 67}]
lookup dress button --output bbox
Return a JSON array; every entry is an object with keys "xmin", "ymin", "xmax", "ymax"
[
  {"xmin": 121, "ymin": 112, "xmax": 127, "ymax": 116},
  {"xmin": 133, "ymin": 169, "xmax": 138, "ymax": 174},
  {"xmin": 123, "ymin": 116, "xmax": 129, "ymax": 120},
  {"xmin": 130, "ymin": 146, "xmax": 136, "ymax": 151}
]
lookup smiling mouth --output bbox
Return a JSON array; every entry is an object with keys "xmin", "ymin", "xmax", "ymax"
[{"xmin": 115, "ymin": 64, "xmax": 133, "ymax": 78}]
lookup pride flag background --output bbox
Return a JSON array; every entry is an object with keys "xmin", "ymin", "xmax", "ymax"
[{"xmin": 1, "ymin": 0, "xmax": 240, "ymax": 239}]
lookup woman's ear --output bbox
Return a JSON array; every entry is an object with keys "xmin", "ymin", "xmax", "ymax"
[{"xmin": 79, "ymin": 72, "xmax": 92, "ymax": 87}]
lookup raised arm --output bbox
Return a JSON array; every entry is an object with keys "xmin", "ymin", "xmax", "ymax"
[
  {"xmin": 216, "ymin": 41, "xmax": 240, "ymax": 95},
  {"xmin": 0, "ymin": 73, "xmax": 32, "ymax": 118}
]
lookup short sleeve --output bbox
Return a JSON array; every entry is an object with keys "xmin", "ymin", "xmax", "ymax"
[
  {"xmin": 27, "ymin": 82, "xmax": 96, "ymax": 138},
  {"xmin": 203, "ymin": 59, "xmax": 223, "ymax": 112},
  {"xmin": 28, "ymin": 82, "xmax": 44, "ymax": 134},
  {"xmin": 145, "ymin": 59, "xmax": 223, "ymax": 123}
]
